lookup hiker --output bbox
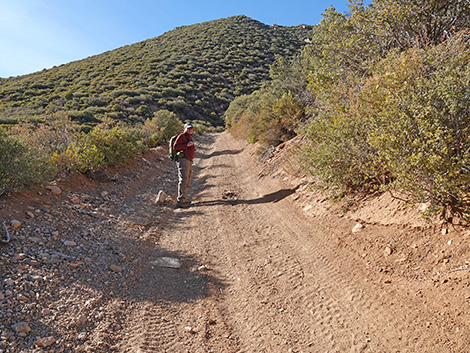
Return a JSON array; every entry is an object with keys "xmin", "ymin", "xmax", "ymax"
[{"xmin": 173, "ymin": 122, "xmax": 197, "ymax": 208}]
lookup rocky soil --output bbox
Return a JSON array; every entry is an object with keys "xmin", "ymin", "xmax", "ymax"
[{"xmin": 1, "ymin": 132, "xmax": 470, "ymax": 352}]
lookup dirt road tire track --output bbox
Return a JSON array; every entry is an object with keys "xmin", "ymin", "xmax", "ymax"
[{"xmin": 116, "ymin": 132, "xmax": 468, "ymax": 352}]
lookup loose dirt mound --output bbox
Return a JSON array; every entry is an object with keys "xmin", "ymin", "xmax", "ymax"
[{"xmin": 1, "ymin": 132, "xmax": 470, "ymax": 352}]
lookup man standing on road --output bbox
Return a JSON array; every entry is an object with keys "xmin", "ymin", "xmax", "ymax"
[{"xmin": 173, "ymin": 122, "xmax": 197, "ymax": 208}]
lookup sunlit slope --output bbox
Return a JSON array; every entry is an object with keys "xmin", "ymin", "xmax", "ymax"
[{"xmin": 0, "ymin": 15, "xmax": 312, "ymax": 127}]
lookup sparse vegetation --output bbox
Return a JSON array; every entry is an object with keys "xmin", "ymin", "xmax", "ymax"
[
  {"xmin": 0, "ymin": 16, "xmax": 311, "ymax": 194},
  {"xmin": 0, "ymin": 16, "xmax": 311, "ymax": 128}
]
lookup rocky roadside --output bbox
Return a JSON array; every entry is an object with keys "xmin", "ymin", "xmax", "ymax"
[{"xmin": 0, "ymin": 147, "xmax": 175, "ymax": 352}]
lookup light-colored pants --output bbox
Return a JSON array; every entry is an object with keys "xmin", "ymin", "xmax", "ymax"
[{"xmin": 177, "ymin": 158, "xmax": 192, "ymax": 203}]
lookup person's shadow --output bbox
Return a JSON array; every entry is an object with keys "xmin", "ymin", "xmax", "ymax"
[
  {"xmin": 192, "ymin": 185, "xmax": 300, "ymax": 207},
  {"xmin": 199, "ymin": 149, "xmax": 243, "ymax": 159},
  {"xmin": 239, "ymin": 185, "xmax": 300, "ymax": 204}
]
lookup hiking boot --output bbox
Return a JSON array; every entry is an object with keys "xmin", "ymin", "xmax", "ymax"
[{"xmin": 176, "ymin": 201, "xmax": 190, "ymax": 209}]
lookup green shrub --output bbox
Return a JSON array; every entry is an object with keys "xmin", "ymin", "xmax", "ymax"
[
  {"xmin": 50, "ymin": 139, "xmax": 104, "ymax": 174},
  {"xmin": 0, "ymin": 131, "xmax": 54, "ymax": 195},
  {"xmin": 86, "ymin": 124, "xmax": 147, "ymax": 166},
  {"xmin": 298, "ymin": 99, "xmax": 385, "ymax": 198},
  {"xmin": 360, "ymin": 34, "xmax": 470, "ymax": 219},
  {"xmin": 191, "ymin": 120, "xmax": 210, "ymax": 135},
  {"xmin": 148, "ymin": 109, "xmax": 183, "ymax": 143}
]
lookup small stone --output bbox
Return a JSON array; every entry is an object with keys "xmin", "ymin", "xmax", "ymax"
[
  {"xmin": 11, "ymin": 322, "xmax": 31, "ymax": 334},
  {"xmin": 352, "ymin": 223, "xmax": 364, "ymax": 233},
  {"xmin": 76, "ymin": 315, "xmax": 87, "ymax": 327},
  {"xmin": 47, "ymin": 185, "xmax": 62, "ymax": 195},
  {"xmin": 63, "ymin": 240, "xmax": 77, "ymax": 247},
  {"xmin": 42, "ymin": 309, "xmax": 51, "ymax": 316},
  {"xmin": 78, "ymin": 332, "xmax": 87, "ymax": 340},
  {"xmin": 71, "ymin": 197, "xmax": 80, "ymax": 204},
  {"xmin": 303, "ymin": 205, "xmax": 313, "ymax": 212},
  {"xmin": 26, "ymin": 211, "xmax": 35, "ymax": 218},
  {"xmin": 155, "ymin": 190, "xmax": 168, "ymax": 205},
  {"xmin": 110, "ymin": 265, "xmax": 123, "ymax": 272},
  {"xmin": 69, "ymin": 262, "xmax": 83, "ymax": 269},
  {"xmin": 1, "ymin": 330, "xmax": 14, "ymax": 340},
  {"xmin": 384, "ymin": 246, "xmax": 393, "ymax": 256},
  {"xmin": 101, "ymin": 191, "xmax": 109, "ymax": 197},
  {"xmin": 35, "ymin": 336, "xmax": 55, "ymax": 348},
  {"xmin": 11, "ymin": 220, "xmax": 21, "ymax": 229},
  {"xmin": 184, "ymin": 326, "xmax": 196, "ymax": 334},
  {"xmin": 0, "ymin": 292, "xmax": 4, "ymax": 300},
  {"xmin": 17, "ymin": 294, "xmax": 28, "ymax": 301},
  {"xmin": 46, "ymin": 254, "xmax": 61, "ymax": 264}
]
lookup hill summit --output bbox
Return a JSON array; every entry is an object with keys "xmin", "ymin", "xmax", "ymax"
[{"xmin": 0, "ymin": 15, "xmax": 312, "ymax": 128}]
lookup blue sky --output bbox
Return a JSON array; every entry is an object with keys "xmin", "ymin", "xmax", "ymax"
[{"xmin": 0, "ymin": 0, "xmax": 353, "ymax": 78}]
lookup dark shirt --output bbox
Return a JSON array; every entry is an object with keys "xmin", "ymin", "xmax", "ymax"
[{"xmin": 173, "ymin": 132, "xmax": 195, "ymax": 160}]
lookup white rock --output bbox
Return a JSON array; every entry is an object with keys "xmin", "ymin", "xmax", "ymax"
[
  {"xmin": 352, "ymin": 223, "xmax": 364, "ymax": 233},
  {"xmin": 184, "ymin": 326, "xmax": 196, "ymax": 334},
  {"xmin": 155, "ymin": 190, "xmax": 168, "ymax": 205},
  {"xmin": 303, "ymin": 205, "xmax": 313, "ymax": 212},
  {"xmin": 151, "ymin": 257, "xmax": 181, "ymax": 269},
  {"xmin": 47, "ymin": 185, "xmax": 62, "ymax": 195}
]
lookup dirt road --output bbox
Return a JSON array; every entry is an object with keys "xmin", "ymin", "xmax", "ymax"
[
  {"xmin": 2, "ymin": 132, "xmax": 469, "ymax": 352},
  {"xmin": 114, "ymin": 132, "xmax": 469, "ymax": 352}
]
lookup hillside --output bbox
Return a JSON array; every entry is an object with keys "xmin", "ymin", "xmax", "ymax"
[{"xmin": 0, "ymin": 15, "xmax": 312, "ymax": 128}]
